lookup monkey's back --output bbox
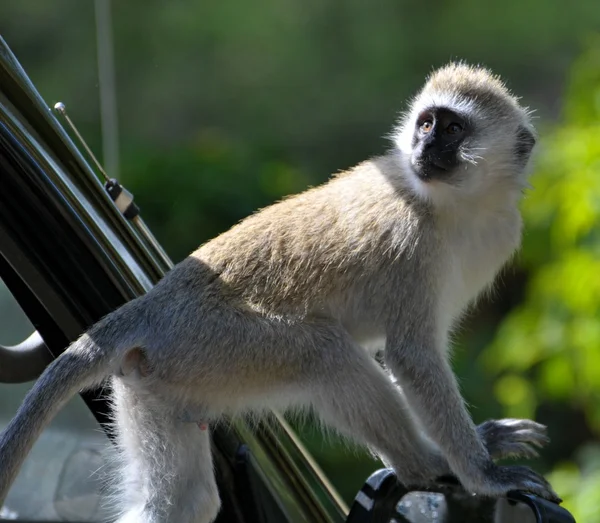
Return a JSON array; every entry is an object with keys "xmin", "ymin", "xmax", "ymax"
[{"xmin": 190, "ymin": 156, "xmax": 431, "ymax": 320}]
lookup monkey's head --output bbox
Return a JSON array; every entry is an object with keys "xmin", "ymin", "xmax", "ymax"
[{"xmin": 393, "ymin": 62, "xmax": 536, "ymax": 202}]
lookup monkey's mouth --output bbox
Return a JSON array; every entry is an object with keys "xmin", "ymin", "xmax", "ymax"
[{"xmin": 411, "ymin": 157, "xmax": 452, "ymax": 182}]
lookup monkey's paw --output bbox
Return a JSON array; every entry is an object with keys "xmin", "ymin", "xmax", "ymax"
[
  {"xmin": 477, "ymin": 419, "xmax": 549, "ymax": 461},
  {"xmin": 478, "ymin": 464, "xmax": 561, "ymax": 504}
]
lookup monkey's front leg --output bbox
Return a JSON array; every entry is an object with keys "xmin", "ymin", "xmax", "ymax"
[
  {"xmin": 310, "ymin": 342, "xmax": 452, "ymax": 485},
  {"xmin": 385, "ymin": 332, "xmax": 560, "ymax": 502}
]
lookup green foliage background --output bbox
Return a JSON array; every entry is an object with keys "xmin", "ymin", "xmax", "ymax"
[
  {"xmin": 482, "ymin": 40, "xmax": 600, "ymax": 520},
  {"xmin": 1, "ymin": 1, "xmax": 600, "ymax": 521}
]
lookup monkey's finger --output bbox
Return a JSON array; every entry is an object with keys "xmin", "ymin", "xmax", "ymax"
[
  {"xmin": 478, "ymin": 420, "xmax": 550, "ymax": 452},
  {"xmin": 496, "ymin": 465, "xmax": 561, "ymax": 504},
  {"xmin": 489, "ymin": 442, "xmax": 540, "ymax": 461},
  {"xmin": 507, "ymin": 429, "xmax": 550, "ymax": 447},
  {"xmin": 486, "ymin": 437, "xmax": 547, "ymax": 459},
  {"xmin": 479, "ymin": 419, "xmax": 548, "ymax": 438},
  {"xmin": 493, "ymin": 419, "xmax": 547, "ymax": 433},
  {"xmin": 491, "ymin": 427, "xmax": 550, "ymax": 447},
  {"xmin": 512, "ymin": 482, "xmax": 562, "ymax": 505}
]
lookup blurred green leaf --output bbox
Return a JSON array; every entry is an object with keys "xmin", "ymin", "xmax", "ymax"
[{"xmin": 483, "ymin": 38, "xmax": 600, "ymax": 520}]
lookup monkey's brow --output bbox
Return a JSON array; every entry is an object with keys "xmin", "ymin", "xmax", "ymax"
[{"xmin": 416, "ymin": 105, "xmax": 476, "ymax": 128}]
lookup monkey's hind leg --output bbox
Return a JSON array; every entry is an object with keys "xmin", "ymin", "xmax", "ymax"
[{"xmin": 109, "ymin": 378, "xmax": 220, "ymax": 523}]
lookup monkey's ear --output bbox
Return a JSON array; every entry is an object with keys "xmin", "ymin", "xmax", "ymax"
[{"xmin": 515, "ymin": 125, "xmax": 536, "ymax": 164}]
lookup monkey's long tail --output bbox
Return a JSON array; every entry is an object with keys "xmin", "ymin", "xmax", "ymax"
[{"xmin": 0, "ymin": 308, "xmax": 139, "ymax": 503}]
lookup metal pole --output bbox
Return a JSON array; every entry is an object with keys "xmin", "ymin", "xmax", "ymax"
[{"xmin": 94, "ymin": 0, "xmax": 120, "ymax": 179}]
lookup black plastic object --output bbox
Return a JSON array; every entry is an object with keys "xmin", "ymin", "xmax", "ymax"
[
  {"xmin": 506, "ymin": 491, "xmax": 576, "ymax": 523},
  {"xmin": 346, "ymin": 468, "xmax": 577, "ymax": 523},
  {"xmin": 346, "ymin": 469, "xmax": 411, "ymax": 523}
]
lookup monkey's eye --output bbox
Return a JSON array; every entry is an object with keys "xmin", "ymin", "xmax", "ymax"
[
  {"xmin": 446, "ymin": 123, "xmax": 464, "ymax": 135},
  {"xmin": 420, "ymin": 120, "xmax": 433, "ymax": 133}
]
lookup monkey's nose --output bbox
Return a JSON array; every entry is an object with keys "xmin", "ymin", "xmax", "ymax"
[{"xmin": 421, "ymin": 149, "xmax": 457, "ymax": 171}]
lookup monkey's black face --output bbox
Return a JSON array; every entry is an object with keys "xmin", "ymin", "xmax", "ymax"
[{"xmin": 410, "ymin": 108, "xmax": 469, "ymax": 181}]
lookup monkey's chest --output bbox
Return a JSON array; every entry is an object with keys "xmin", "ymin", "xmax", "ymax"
[{"xmin": 438, "ymin": 225, "xmax": 519, "ymax": 329}]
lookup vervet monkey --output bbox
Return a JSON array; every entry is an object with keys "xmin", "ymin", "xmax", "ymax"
[{"xmin": 0, "ymin": 62, "xmax": 558, "ymax": 523}]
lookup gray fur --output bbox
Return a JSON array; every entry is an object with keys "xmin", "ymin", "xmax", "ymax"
[{"xmin": 0, "ymin": 63, "xmax": 558, "ymax": 523}]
